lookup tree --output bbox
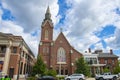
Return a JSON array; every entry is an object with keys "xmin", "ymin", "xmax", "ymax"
[
  {"xmin": 32, "ymin": 54, "xmax": 46, "ymax": 76},
  {"xmin": 75, "ymin": 57, "xmax": 90, "ymax": 76},
  {"xmin": 113, "ymin": 61, "xmax": 120, "ymax": 74},
  {"xmin": 46, "ymin": 69, "xmax": 57, "ymax": 77},
  {"xmin": 103, "ymin": 67, "xmax": 110, "ymax": 73}
]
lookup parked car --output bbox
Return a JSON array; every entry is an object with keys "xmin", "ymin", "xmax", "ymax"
[
  {"xmin": 36, "ymin": 75, "xmax": 56, "ymax": 80},
  {"xmin": 118, "ymin": 73, "xmax": 120, "ymax": 77},
  {"xmin": 65, "ymin": 74, "xmax": 85, "ymax": 80},
  {"xmin": 95, "ymin": 72, "xmax": 118, "ymax": 80},
  {"xmin": 0, "ymin": 72, "xmax": 5, "ymax": 78}
]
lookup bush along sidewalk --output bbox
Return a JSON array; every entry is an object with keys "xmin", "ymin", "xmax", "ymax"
[{"xmin": 0, "ymin": 78, "xmax": 11, "ymax": 80}]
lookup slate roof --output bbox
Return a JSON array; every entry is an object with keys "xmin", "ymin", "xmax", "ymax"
[{"xmin": 98, "ymin": 53, "xmax": 118, "ymax": 58}]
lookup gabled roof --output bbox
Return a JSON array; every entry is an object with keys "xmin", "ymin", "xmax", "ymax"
[
  {"xmin": 55, "ymin": 32, "xmax": 83, "ymax": 55},
  {"xmin": 41, "ymin": 20, "xmax": 53, "ymax": 28},
  {"xmin": 55, "ymin": 32, "xmax": 71, "ymax": 46}
]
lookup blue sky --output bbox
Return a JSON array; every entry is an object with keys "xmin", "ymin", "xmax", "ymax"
[{"xmin": 0, "ymin": 0, "xmax": 120, "ymax": 58}]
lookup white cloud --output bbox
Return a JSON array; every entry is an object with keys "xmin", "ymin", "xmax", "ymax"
[
  {"xmin": 105, "ymin": 36, "xmax": 116, "ymax": 43},
  {"xmin": 61, "ymin": 0, "xmax": 120, "ymax": 52},
  {"xmin": 94, "ymin": 42, "xmax": 103, "ymax": 50},
  {"xmin": 0, "ymin": 0, "xmax": 59, "ymax": 57},
  {"xmin": 0, "ymin": 19, "xmax": 39, "ymax": 56},
  {"xmin": 2, "ymin": 0, "xmax": 59, "ymax": 32},
  {"xmin": 1, "ymin": 0, "xmax": 120, "ymax": 56},
  {"xmin": 105, "ymin": 28, "xmax": 120, "ymax": 49},
  {"xmin": 0, "ymin": 8, "xmax": 2, "ymax": 21},
  {"xmin": 66, "ymin": 33, "xmax": 100, "ymax": 53},
  {"xmin": 0, "ymin": 7, "xmax": 39, "ymax": 57}
]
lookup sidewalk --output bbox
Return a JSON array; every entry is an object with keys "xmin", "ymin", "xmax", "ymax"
[
  {"xmin": 86, "ymin": 78, "xmax": 95, "ymax": 80},
  {"xmin": 11, "ymin": 78, "xmax": 26, "ymax": 80}
]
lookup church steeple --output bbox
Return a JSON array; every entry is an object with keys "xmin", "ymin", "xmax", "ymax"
[
  {"xmin": 41, "ymin": 6, "xmax": 53, "ymax": 41},
  {"xmin": 44, "ymin": 6, "xmax": 51, "ymax": 21},
  {"xmin": 46, "ymin": 6, "xmax": 50, "ymax": 14}
]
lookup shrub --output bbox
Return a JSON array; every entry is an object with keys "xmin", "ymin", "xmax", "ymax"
[
  {"xmin": 56, "ymin": 76, "xmax": 65, "ymax": 80},
  {"xmin": 46, "ymin": 69, "xmax": 57, "ymax": 77},
  {"xmin": 27, "ymin": 77, "xmax": 36, "ymax": 80}
]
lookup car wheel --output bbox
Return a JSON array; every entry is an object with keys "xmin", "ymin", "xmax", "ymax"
[
  {"xmin": 66, "ymin": 78, "xmax": 70, "ymax": 80},
  {"xmin": 79, "ymin": 78, "xmax": 83, "ymax": 80},
  {"xmin": 113, "ymin": 76, "xmax": 117, "ymax": 80},
  {"xmin": 99, "ymin": 77, "xmax": 104, "ymax": 80}
]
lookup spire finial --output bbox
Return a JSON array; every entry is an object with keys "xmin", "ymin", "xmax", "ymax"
[
  {"xmin": 60, "ymin": 28, "xmax": 63, "ymax": 32},
  {"xmin": 44, "ymin": 6, "xmax": 51, "ymax": 21},
  {"xmin": 46, "ymin": 6, "xmax": 50, "ymax": 14}
]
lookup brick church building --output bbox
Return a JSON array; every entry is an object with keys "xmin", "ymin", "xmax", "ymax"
[{"xmin": 38, "ymin": 7, "xmax": 83, "ymax": 75}]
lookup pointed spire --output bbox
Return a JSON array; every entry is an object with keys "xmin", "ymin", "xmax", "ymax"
[
  {"xmin": 60, "ymin": 27, "xmax": 63, "ymax": 32},
  {"xmin": 46, "ymin": 6, "xmax": 50, "ymax": 14},
  {"xmin": 44, "ymin": 6, "xmax": 51, "ymax": 21}
]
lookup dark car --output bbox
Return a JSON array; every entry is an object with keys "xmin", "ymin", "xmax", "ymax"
[{"xmin": 37, "ymin": 76, "xmax": 56, "ymax": 80}]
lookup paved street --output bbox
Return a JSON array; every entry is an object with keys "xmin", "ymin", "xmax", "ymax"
[
  {"xmin": 17, "ymin": 78, "xmax": 95, "ymax": 80},
  {"xmin": 13, "ymin": 77, "xmax": 120, "ymax": 80}
]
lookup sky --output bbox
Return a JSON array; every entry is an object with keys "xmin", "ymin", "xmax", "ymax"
[{"xmin": 0, "ymin": 0, "xmax": 120, "ymax": 58}]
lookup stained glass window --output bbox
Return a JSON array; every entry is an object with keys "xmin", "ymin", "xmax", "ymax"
[{"xmin": 57, "ymin": 47, "xmax": 66, "ymax": 63}]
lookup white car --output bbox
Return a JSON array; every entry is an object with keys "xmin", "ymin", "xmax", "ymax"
[
  {"xmin": 118, "ymin": 73, "xmax": 120, "ymax": 77},
  {"xmin": 65, "ymin": 74, "xmax": 85, "ymax": 80},
  {"xmin": 0, "ymin": 72, "xmax": 5, "ymax": 78},
  {"xmin": 95, "ymin": 72, "xmax": 118, "ymax": 80}
]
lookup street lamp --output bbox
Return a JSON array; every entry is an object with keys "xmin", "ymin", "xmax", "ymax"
[{"xmin": 59, "ymin": 56, "xmax": 61, "ymax": 76}]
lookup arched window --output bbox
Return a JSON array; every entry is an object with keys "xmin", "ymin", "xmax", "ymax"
[
  {"xmin": 45, "ymin": 30, "xmax": 48, "ymax": 40},
  {"xmin": 57, "ymin": 47, "xmax": 66, "ymax": 63}
]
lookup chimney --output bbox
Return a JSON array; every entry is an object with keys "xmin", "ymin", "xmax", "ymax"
[
  {"xmin": 110, "ymin": 49, "xmax": 113, "ymax": 54},
  {"xmin": 88, "ymin": 48, "xmax": 91, "ymax": 53},
  {"xmin": 85, "ymin": 51, "xmax": 87, "ymax": 53}
]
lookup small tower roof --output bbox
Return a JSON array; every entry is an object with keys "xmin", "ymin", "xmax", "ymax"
[
  {"xmin": 44, "ymin": 6, "xmax": 51, "ymax": 21},
  {"xmin": 46, "ymin": 6, "xmax": 50, "ymax": 14}
]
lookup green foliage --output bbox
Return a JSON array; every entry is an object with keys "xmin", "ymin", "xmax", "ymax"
[
  {"xmin": 113, "ymin": 66, "xmax": 120, "ymax": 74},
  {"xmin": 75, "ymin": 57, "xmax": 90, "ymax": 76},
  {"xmin": 56, "ymin": 75, "xmax": 65, "ymax": 80},
  {"xmin": 56, "ymin": 76, "xmax": 65, "ymax": 80},
  {"xmin": 27, "ymin": 77, "xmax": 36, "ymax": 80},
  {"xmin": 46, "ymin": 69, "xmax": 57, "ymax": 77},
  {"xmin": 113, "ymin": 62, "xmax": 120, "ymax": 74},
  {"xmin": 32, "ymin": 54, "xmax": 46, "ymax": 76},
  {"xmin": 103, "ymin": 67, "xmax": 110, "ymax": 73}
]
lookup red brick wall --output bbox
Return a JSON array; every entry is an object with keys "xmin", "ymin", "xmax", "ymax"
[
  {"xmin": 9, "ymin": 54, "xmax": 19, "ymax": 75},
  {"xmin": 98, "ymin": 57, "xmax": 118, "ymax": 72},
  {"xmin": 39, "ymin": 32, "xmax": 83, "ymax": 74}
]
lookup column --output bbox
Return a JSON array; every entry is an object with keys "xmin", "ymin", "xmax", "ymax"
[{"xmin": 3, "ymin": 45, "xmax": 11, "ymax": 75}]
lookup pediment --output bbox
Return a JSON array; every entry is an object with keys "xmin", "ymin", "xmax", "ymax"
[{"xmin": 55, "ymin": 32, "xmax": 71, "ymax": 46}]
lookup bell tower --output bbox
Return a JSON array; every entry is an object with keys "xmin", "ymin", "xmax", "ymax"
[
  {"xmin": 39, "ymin": 6, "xmax": 53, "ymax": 69},
  {"xmin": 41, "ymin": 6, "xmax": 53, "ymax": 41}
]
